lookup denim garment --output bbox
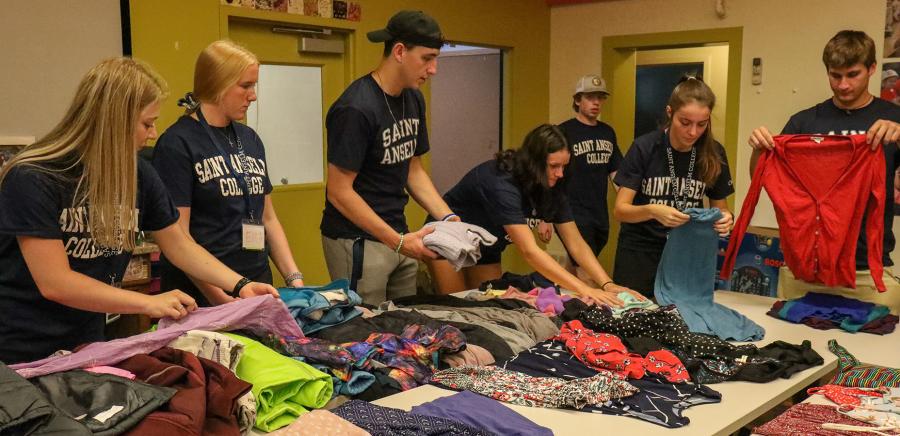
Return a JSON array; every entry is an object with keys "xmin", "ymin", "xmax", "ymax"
[
  {"xmin": 280, "ymin": 279, "xmax": 363, "ymax": 334},
  {"xmin": 655, "ymin": 208, "xmax": 765, "ymax": 341}
]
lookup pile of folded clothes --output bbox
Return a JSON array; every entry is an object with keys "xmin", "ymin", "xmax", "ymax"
[{"xmin": 767, "ymin": 292, "xmax": 898, "ymax": 335}]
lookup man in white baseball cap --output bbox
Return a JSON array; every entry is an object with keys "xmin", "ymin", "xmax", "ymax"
[{"xmin": 541, "ymin": 74, "xmax": 622, "ymax": 284}]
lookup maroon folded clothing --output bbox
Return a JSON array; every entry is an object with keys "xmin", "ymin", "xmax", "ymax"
[
  {"xmin": 115, "ymin": 347, "xmax": 251, "ymax": 436},
  {"xmin": 754, "ymin": 403, "xmax": 876, "ymax": 436}
]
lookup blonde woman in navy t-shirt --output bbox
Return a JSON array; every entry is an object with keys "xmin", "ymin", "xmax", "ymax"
[{"xmin": 153, "ymin": 41, "xmax": 305, "ymax": 307}]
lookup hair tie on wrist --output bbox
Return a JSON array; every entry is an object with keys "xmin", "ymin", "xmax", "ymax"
[
  {"xmin": 599, "ymin": 280, "xmax": 613, "ymax": 291},
  {"xmin": 231, "ymin": 277, "xmax": 252, "ymax": 296},
  {"xmin": 441, "ymin": 213, "xmax": 458, "ymax": 222}
]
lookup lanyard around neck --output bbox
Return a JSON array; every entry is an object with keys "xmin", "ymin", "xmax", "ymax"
[
  {"xmin": 196, "ymin": 108, "xmax": 256, "ymax": 220},
  {"xmin": 665, "ymin": 137, "xmax": 697, "ymax": 211}
]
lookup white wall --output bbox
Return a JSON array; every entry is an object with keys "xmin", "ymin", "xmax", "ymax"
[
  {"xmin": 550, "ymin": 0, "xmax": 885, "ymax": 227},
  {"xmin": 0, "ymin": 0, "xmax": 122, "ymax": 139}
]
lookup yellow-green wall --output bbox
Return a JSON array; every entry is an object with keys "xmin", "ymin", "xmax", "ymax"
[{"xmin": 130, "ymin": 0, "xmax": 550, "ymax": 284}]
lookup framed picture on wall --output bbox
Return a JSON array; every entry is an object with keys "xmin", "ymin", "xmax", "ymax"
[
  {"xmin": 0, "ymin": 137, "xmax": 32, "ymax": 172},
  {"xmin": 887, "ymin": 0, "xmax": 900, "ymax": 57},
  {"xmin": 0, "ymin": 146, "xmax": 22, "ymax": 171},
  {"xmin": 881, "ymin": 61, "xmax": 900, "ymax": 106}
]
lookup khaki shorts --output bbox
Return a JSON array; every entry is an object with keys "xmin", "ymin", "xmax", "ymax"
[
  {"xmin": 777, "ymin": 266, "xmax": 900, "ymax": 314},
  {"xmin": 322, "ymin": 236, "xmax": 418, "ymax": 305}
]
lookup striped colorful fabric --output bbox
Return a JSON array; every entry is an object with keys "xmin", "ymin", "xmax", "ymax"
[{"xmin": 828, "ymin": 339, "xmax": 900, "ymax": 388}]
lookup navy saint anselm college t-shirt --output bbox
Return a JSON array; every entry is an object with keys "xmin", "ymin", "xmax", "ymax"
[
  {"xmin": 0, "ymin": 160, "xmax": 178, "ymax": 364},
  {"xmin": 558, "ymin": 117, "xmax": 623, "ymax": 228},
  {"xmin": 322, "ymin": 74, "xmax": 430, "ymax": 240}
]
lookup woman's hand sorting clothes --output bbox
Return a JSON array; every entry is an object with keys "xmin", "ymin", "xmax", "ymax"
[
  {"xmin": 649, "ymin": 204, "xmax": 690, "ymax": 228},
  {"xmin": 605, "ymin": 283, "xmax": 648, "ymax": 301},
  {"xmin": 713, "ymin": 210, "xmax": 734, "ymax": 237},
  {"xmin": 144, "ymin": 290, "xmax": 197, "ymax": 319},
  {"xmin": 581, "ymin": 288, "xmax": 624, "ymax": 308},
  {"xmin": 238, "ymin": 282, "xmax": 280, "ymax": 299}
]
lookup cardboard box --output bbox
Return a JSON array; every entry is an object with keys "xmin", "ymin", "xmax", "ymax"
[{"xmin": 715, "ymin": 226, "xmax": 784, "ymax": 297}]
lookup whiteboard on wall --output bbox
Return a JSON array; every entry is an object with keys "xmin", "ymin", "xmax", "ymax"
[{"xmin": 247, "ymin": 64, "xmax": 324, "ymax": 186}]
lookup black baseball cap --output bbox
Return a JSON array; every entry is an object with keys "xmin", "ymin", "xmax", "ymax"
[{"xmin": 367, "ymin": 10, "xmax": 445, "ymax": 49}]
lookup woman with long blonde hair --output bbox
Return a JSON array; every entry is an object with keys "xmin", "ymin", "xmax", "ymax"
[
  {"xmin": 153, "ymin": 40, "xmax": 305, "ymax": 307},
  {"xmin": 0, "ymin": 57, "xmax": 278, "ymax": 364}
]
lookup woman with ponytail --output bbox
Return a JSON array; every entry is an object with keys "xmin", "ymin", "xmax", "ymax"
[
  {"xmin": 613, "ymin": 77, "xmax": 735, "ymax": 298},
  {"xmin": 426, "ymin": 124, "xmax": 643, "ymax": 307},
  {"xmin": 153, "ymin": 40, "xmax": 304, "ymax": 307}
]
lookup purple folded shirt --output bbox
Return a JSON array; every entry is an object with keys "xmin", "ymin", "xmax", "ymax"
[
  {"xmin": 529, "ymin": 286, "xmax": 571, "ymax": 316},
  {"xmin": 11, "ymin": 295, "xmax": 301, "ymax": 378}
]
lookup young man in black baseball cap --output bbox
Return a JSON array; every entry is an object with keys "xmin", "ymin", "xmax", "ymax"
[{"xmin": 321, "ymin": 10, "xmax": 458, "ymax": 304}]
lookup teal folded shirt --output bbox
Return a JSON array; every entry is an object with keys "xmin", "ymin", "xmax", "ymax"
[
  {"xmin": 610, "ymin": 291, "xmax": 659, "ymax": 316},
  {"xmin": 224, "ymin": 333, "xmax": 333, "ymax": 432}
]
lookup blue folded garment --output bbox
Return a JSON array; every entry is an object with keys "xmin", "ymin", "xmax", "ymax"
[
  {"xmin": 782, "ymin": 292, "xmax": 889, "ymax": 332},
  {"xmin": 310, "ymin": 363, "xmax": 375, "ymax": 398},
  {"xmin": 279, "ymin": 279, "xmax": 363, "ymax": 334},
  {"xmin": 655, "ymin": 208, "xmax": 765, "ymax": 341}
]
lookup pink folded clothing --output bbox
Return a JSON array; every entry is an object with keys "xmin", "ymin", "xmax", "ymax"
[
  {"xmin": 269, "ymin": 409, "xmax": 370, "ymax": 436},
  {"xmin": 500, "ymin": 287, "xmax": 538, "ymax": 308},
  {"xmin": 442, "ymin": 344, "xmax": 496, "ymax": 367},
  {"xmin": 85, "ymin": 366, "xmax": 136, "ymax": 380}
]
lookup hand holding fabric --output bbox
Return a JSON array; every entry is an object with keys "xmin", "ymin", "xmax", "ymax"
[
  {"xmin": 239, "ymin": 282, "xmax": 280, "ymax": 299},
  {"xmin": 867, "ymin": 119, "xmax": 900, "ymax": 149},
  {"xmin": 145, "ymin": 290, "xmax": 197, "ymax": 319},
  {"xmin": 748, "ymin": 126, "xmax": 775, "ymax": 150},
  {"xmin": 401, "ymin": 226, "xmax": 439, "ymax": 260},
  {"xmin": 649, "ymin": 204, "xmax": 690, "ymax": 227},
  {"xmin": 713, "ymin": 210, "xmax": 733, "ymax": 237}
]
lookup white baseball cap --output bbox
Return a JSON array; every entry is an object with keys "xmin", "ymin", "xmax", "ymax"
[
  {"xmin": 883, "ymin": 69, "xmax": 899, "ymax": 81},
  {"xmin": 574, "ymin": 75, "xmax": 610, "ymax": 96}
]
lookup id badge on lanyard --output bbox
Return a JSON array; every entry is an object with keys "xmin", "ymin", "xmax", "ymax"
[
  {"xmin": 242, "ymin": 218, "xmax": 265, "ymax": 251},
  {"xmin": 197, "ymin": 109, "xmax": 266, "ymax": 251}
]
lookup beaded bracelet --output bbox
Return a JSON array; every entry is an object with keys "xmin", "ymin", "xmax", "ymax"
[
  {"xmin": 284, "ymin": 272, "xmax": 304, "ymax": 284},
  {"xmin": 395, "ymin": 232, "xmax": 405, "ymax": 253}
]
